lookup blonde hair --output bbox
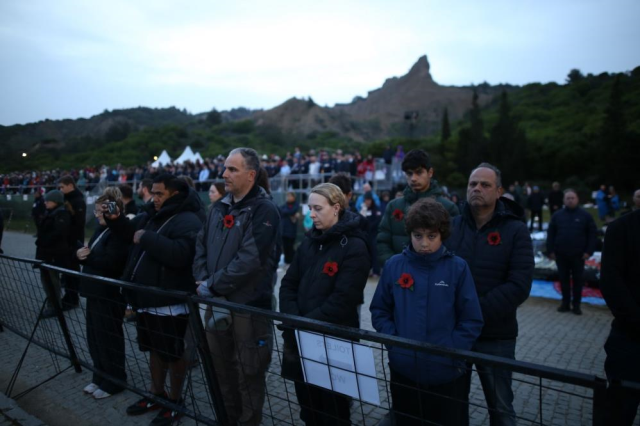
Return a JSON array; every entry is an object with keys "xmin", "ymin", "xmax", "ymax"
[
  {"xmin": 96, "ymin": 186, "xmax": 124, "ymax": 212},
  {"xmin": 310, "ymin": 183, "xmax": 347, "ymax": 212}
]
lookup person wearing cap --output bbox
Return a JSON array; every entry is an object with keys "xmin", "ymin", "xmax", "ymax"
[
  {"xmin": 35, "ymin": 190, "xmax": 72, "ymax": 318},
  {"xmin": 377, "ymin": 149, "xmax": 459, "ymax": 267}
]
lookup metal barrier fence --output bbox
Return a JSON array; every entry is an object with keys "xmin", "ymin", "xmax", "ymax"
[{"xmin": 0, "ymin": 254, "xmax": 628, "ymax": 426}]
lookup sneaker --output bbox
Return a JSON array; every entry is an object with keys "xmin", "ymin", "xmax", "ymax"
[
  {"xmin": 93, "ymin": 389, "xmax": 112, "ymax": 399},
  {"xmin": 150, "ymin": 401, "xmax": 184, "ymax": 426},
  {"xmin": 557, "ymin": 305, "xmax": 570, "ymax": 313},
  {"xmin": 83, "ymin": 383, "xmax": 99, "ymax": 394},
  {"xmin": 573, "ymin": 307, "xmax": 583, "ymax": 315},
  {"xmin": 126, "ymin": 393, "xmax": 166, "ymax": 416}
]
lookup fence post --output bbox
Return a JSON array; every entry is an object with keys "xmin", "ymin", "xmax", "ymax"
[
  {"xmin": 44, "ymin": 268, "xmax": 82, "ymax": 373},
  {"xmin": 591, "ymin": 376, "xmax": 608, "ymax": 426},
  {"xmin": 186, "ymin": 298, "xmax": 229, "ymax": 425}
]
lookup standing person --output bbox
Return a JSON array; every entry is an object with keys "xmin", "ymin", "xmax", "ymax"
[
  {"xmin": 31, "ymin": 189, "xmax": 46, "ymax": 236},
  {"xmin": 105, "ymin": 174, "xmax": 203, "ymax": 425},
  {"xmin": 279, "ymin": 192, "xmax": 300, "ymax": 265},
  {"xmin": 35, "ymin": 190, "xmax": 72, "ymax": 318},
  {"xmin": 208, "ymin": 182, "xmax": 226, "ymax": 207},
  {"xmin": 192, "ymin": 148, "xmax": 280, "ymax": 426},
  {"xmin": 547, "ymin": 182, "xmax": 564, "ymax": 217},
  {"xmin": 546, "ymin": 190, "xmax": 597, "ymax": 315},
  {"xmin": 57, "ymin": 175, "xmax": 86, "ymax": 309},
  {"xmin": 600, "ymin": 209, "xmax": 640, "ymax": 426},
  {"xmin": 279, "ymin": 183, "xmax": 371, "ymax": 426},
  {"xmin": 118, "ymin": 184, "xmax": 138, "ymax": 217},
  {"xmin": 444, "ymin": 163, "xmax": 534, "ymax": 426},
  {"xmin": 360, "ymin": 192, "xmax": 382, "ymax": 277},
  {"xmin": 607, "ymin": 186, "xmax": 620, "ymax": 222},
  {"xmin": 377, "ymin": 149, "xmax": 459, "ymax": 268},
  {"xmin": 595, "ymin": 184, "xmax": 610, "ymax": 222},
  {"xmin": 370, "ymin": 198, "xmax": 483, "ymax": 426},
  {"xmin": 527, "ymin": 185, "xmax": 544, "ymax": 232},
  {"xmin": 137, "ymin": 178, "xmax": 153, "ymax": 206},
  {"xmin": 77, "ymin": 187, "xmax": 129, "ymax": 399}
]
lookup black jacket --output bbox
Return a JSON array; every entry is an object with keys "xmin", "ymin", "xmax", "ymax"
[
  {"xmin": 444, "ymin": 197, "xmax": 534, "ymax": 340},
  {"xmin": 546, "ymin": 207, "xmax": 597, "ymax": 257},
  {"xmin": 279, "ymin": 209, "xmax": 372, "ymax": 327},
  {"xmin": 108, "ymin": 188, "xmax": 203, "ymax": 308},
  {"xmin": 64, "ymin": 188, "xmax": 86, "ymax": 245},
  {"xmin": 601, "ymin": 210, "xmax": 640, "ymax": 341},
  {"xmin": 78, "ymin": 225, "xmax": 129, "ymax": 299},
  {"xmin": 193, "ymin": 184, "xmax": 280, "ymax": 309},
  {"xmin": 527, "ymin": 192, "xmax": 545, "ymax": 211},
  {"xmin": 35, "ymin": 206, "xmax": 72, "ymax": 265},
  {"xmin": 32, "ymin": 196, "xmax": 46, "ymax": 225}
]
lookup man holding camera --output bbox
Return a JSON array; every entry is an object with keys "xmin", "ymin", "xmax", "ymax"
[{"xmin": 104, "ymin": 174, "xmax": 203, "ymax": 426}]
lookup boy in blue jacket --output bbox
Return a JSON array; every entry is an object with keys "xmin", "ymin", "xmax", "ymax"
[{"xmin": 370, "ymin": 198, "xmax": 483, "ymax": 426}]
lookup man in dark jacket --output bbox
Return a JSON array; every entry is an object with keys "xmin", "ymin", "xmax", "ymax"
[
  {"xmin": 600, "ymin": 209, "xmax": 640, "ymax": 426},
  {"xmin": 377, "ymin": 149, "xmax": 459, "ymax": 267},
  {"xmin": 444, "ymin": 163, "xmax": 534, "ymax": 426},
  {"xmin": 31, "ymin": 189, "xmax": 46, "ymax": 235},
  {"xmin": 547, "ymin": 182, "xmax": 564, "ymax": 217},
  {"xmin": 35, "ymin": 190, "xmax": 72, "ymax": 318},
  {"xmin": 105, "ymin": 174, "xmax": 203, "ymax": 424},
  {"xmin": 58, "ymin": 175, "xmax": 86, "ymax": 308},
  {"xmin": 193, "ymin": 148, "xmax": 280, "ymax": 426},
  {"xmin": 546, "ymin": 190, "xmax": 597, "ymax": 315}
]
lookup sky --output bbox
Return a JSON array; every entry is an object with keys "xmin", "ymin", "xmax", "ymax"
[{"xmin": 1, "ymin": 0, "xmax": 639, "ymax": 126}]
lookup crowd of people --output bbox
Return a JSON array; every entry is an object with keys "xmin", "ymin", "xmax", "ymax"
[{"xmin": 12, "ymin": 145, "xmax": 639, "ymax": 426}]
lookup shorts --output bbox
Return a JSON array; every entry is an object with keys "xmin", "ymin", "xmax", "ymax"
[{"xmin": 136, "ymin": 312, "xmax": 189, "ymax": 363}]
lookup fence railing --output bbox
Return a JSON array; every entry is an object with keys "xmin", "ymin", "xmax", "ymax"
[{"xmin": 0, "ymin": 254, "xmax": 628, "ymax": 425}]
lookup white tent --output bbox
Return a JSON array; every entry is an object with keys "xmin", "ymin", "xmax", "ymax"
[
  {"xmin": 174, "ymin": 146, "xmax": 197, "ymax": 164},
  {"xmin": 194, "ymin": 152, "xmax": 204, "ymax": 163},
  {"xmin": 151, "ymin": 150, "xmax": 172, "ymax": 167}
]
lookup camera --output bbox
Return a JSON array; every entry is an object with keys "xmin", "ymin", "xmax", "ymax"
[{"xmin": 103, "ymin": 201, "xmax": 117, "ymax": 215}]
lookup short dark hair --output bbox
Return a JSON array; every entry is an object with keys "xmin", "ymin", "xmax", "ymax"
[
  {"xmin": 118, "ymin": 184, "xmax": 133, "ymax": 199},
  {"xmin": 405, "ymin": 198, "xmax": 451, "ymax": 240},
  {"xmin": 140, "ymin": 178, "xmax": 153, "ymax": 192},
  {"xmin": 58, "ymin": 175, "xmax": 76, "ymax": 187},
  {"xmin": 471, "ymin": 162, "xmax": 503, "ymax": 188},
  {"xmin": 153, "ymin": 174, "xmax": 188, "ymax": 193},
  {"xmin": 229, "ymin": 147, "xmax": 260, "ymax": 172},
  {"xmin": 402, "ymin": 149, "xmax": 432, "ymax": 172},
  {"xmin": 328, "ymin": 173, "xmax": 353, "ymax": 195}
]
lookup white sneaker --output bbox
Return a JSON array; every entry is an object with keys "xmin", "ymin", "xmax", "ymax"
[
  {"xmin": 92, "ymin": 389, "xmax": 112, "ymax": 399},
  {"xmin": 83, "ymin": 383, "xmax": 99, "ymax": 394}
]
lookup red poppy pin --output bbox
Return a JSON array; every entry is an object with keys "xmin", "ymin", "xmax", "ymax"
[
  {"xmin": 322, "ymin": 261, "xmax": 339, "ymax": 277},
  {"xmin": 487, "ymin": 231, "xmax": 501, "ymax": 246},
  {"xmin": 392, "ymin": 209, "xmax": 404, "ymax": 221},
  {"xmin": 396, "ymin": 273, "xmax": 414, "ymax": 291},
  {"xmin": 223, "ymin": 214, "xmax": 234, "ymax": 229}
]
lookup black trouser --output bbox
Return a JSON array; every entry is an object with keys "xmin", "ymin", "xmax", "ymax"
[
  {"xmin": 282, "ymin": 236, "xmax": 296, "ymax": 264},
  {"xmin": 390, "ymin": 368, "xmax": 467, "ymax": 426},
  {"xmin": 604, "ymin": 326, "xmax": 640, "ymax": 426},
  {"xmin": 555, "ymin": 254, "xmax": 584, "ymax": 309},
  {"xmin": 529, "ymin": 210, "xmax": 543, "ymax": 231},
  {"xmin": 294, "ymin": 381, "xmax": 351, "ymax": 426},
  {"xmin": 86, "ymin": 295, "xmax": 126, "ymax": 394},
  {"xmin": 61, "ymin": 259, "xmax": 81, "ymax": 305}
]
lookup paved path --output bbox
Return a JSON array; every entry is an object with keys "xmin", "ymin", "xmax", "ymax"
[{"xmin": 0, "ymin": 231, "xmax": 632, "ymax": 425}]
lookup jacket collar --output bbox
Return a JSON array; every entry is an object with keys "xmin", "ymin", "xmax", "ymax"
[{"xmin": 403, "ymin": 244, "xmax": 451, "ymax": 263}]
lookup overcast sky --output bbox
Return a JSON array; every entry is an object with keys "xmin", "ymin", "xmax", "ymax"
[{"xmin": 1, "ymin": 0, "xmax": 639, "ymax": 126}]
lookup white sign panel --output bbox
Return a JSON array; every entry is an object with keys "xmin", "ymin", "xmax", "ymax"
[{"xmin": 295, "ymin": 330, "xmax": 380, "ymax": 405}]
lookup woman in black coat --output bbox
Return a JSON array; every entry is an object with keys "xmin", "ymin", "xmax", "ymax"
[
  {"xmin": 76, "ymin": 187, "xmax": 129, "ymax": 399},
  {"xmin": 279, "ymin": 183, "xmax": 371, "ymax": 426}
]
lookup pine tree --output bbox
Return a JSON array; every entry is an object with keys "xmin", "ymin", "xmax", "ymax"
[
  {"xmin": 456, "ymin": 91, "xmax": 488, "ymax": 174},
  {"xmin": 489, "ymin": 91, "xmax": 528, "ymax": 182},
  {"xmin": 440, "ymin": 107, "xmax": 451, "ymax": 156}
]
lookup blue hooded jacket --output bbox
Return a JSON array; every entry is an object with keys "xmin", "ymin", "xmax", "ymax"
[{"xmin": 370, "ymin": 245, "xmax": 483, "ymax": 386}]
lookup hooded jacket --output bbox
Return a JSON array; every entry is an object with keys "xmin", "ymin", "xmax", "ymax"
[
  {"xmin": 64, "ymin": 188, "xmax": 86, "ymax": 245},
  {"xmin": 279, "ymin": 209, "xmax": 372, "ymax": 326},
  {"xmin": 444, "ymin": 197, "xmax": 534, "ymax": 340},
  {"xmin": 107, "ymin": 188, "xmax": 203, "ymax": 308},
  {"xmin": 35, "ymin": 205, "xmax": 72, "ymax": 264},
  {"xmin": 193, "ymin": 184, "xmax": 280, "ymax": 309},
  {"xmin": 370, "ymin": 245, "xmax": 483, "ymax": 386},
  {"xmin": 377, "ymin": 180, "xmax": 459, "ymax": 267}
]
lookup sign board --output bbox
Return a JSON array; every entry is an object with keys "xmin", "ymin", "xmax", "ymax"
[{"xmin": 295, "ymin": 330, "xmax": 380, "ymax": 405}]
